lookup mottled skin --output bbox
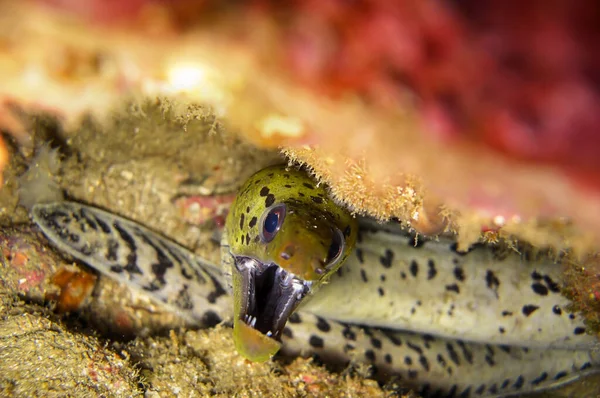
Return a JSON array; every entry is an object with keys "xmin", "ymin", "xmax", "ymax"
[
  {"xmin": 225, "ymin": 165, "xmax": 357, "ymax": 280},
  {"xmin": 305, "ymin": 225, "xmax": 596, "ymax": 349},
  {"xmin": 31, "ymin": 167, "xmax": 600, "ymax": 397},
  {"xmin": 281, "ymin": 312, "xmax": 598, "ymax": 397},
  {"xmin": 223, "ymin": 164, "xmax": 357, "ymax": 361}
]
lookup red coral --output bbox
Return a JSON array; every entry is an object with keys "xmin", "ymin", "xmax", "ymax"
[{"xmin": 268, "ymin": 1, "xmax": 600, "ymax": 176}]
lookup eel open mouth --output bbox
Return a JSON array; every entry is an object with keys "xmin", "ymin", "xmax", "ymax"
[{"xmin": 232, "ymin": 256, "xmax": 312, "ymax": 361}]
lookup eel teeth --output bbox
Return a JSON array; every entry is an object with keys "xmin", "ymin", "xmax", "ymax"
[
  {"xmin": 234, "ymin": 256, "xmax": 312, "ymax": 340},
  {"xmin": 245, "ymin": 315, "xmax": 257, "ymax": 328}
]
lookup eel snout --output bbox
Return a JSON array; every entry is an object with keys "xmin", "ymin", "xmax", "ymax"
[{"xmin": 232, "ymin": 256, "xmax": 312, "ymax": 361}]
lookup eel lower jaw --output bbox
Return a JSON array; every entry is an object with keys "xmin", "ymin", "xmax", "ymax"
[{"xmin": 232, "ymin": 256, "xmax": 312, "ymax": 361}]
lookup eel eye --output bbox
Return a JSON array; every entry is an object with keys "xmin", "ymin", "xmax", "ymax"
[
  {"xmin": 325, "ymin": 228, "xmax": 345, "ymax": 267},
  {"xmin": 259, "ymin": 204, "xmax": 286, "ymax": 243}
]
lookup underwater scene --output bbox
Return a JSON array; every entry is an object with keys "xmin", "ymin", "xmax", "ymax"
[{"xmin": 0, "ymin": 1, "xmax": 599, "ymax": 397}]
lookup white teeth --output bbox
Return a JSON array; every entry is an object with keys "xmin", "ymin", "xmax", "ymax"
[
  {"xmin": 280, "ymin": 273, "xmax": 292, "ymax": 286},
  {"xmin": 245, "ymin": 315, "xmax": 257, "ymax": 328}
]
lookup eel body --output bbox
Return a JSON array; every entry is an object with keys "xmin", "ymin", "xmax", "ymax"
[
  {"xmin": 305, "ymin": 224, "xmax": 595, "ymax": 349},
  {"xmin": 30, "ymin": 165, "xmax": 600, "ymax": 397},
  {"xmin": 282, "ymin": 312, "xmax": 598, "ymax": 397},
  {"xmin": 31, "ymin": 202, "xmax": 230, "ymax": 328}
]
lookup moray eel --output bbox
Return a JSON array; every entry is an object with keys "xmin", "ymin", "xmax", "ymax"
[
  {"xmin": 221, "ymin": 165, "xmax": 357, "ymax": 361},
  {"xmin": 31, "ymin": 165, "xmax": 600, "ymax": 397}
]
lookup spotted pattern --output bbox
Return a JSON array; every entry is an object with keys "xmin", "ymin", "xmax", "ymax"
[
  {"xmin": 32, "ymin": 179, "xmax": 600, "ymax": 398},
  {"xmin": 224, "ymin": 165, "xmax": 357, "ymax": 286},
  {"xmin": 305, "ymin": 224, "xmax": 596, "ymax": 350},
  {"xmin": 32, "ymin": 202, "xmax": 230, "ymax": 328},
  {"xmin": 281, "ymin": 312, "xmax": 599, "ymax": 398}
]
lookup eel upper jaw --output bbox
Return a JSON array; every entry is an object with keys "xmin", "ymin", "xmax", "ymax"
[{"xmin": 234, "ymin": 256, "xmax": 312, "ymax": 340}]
